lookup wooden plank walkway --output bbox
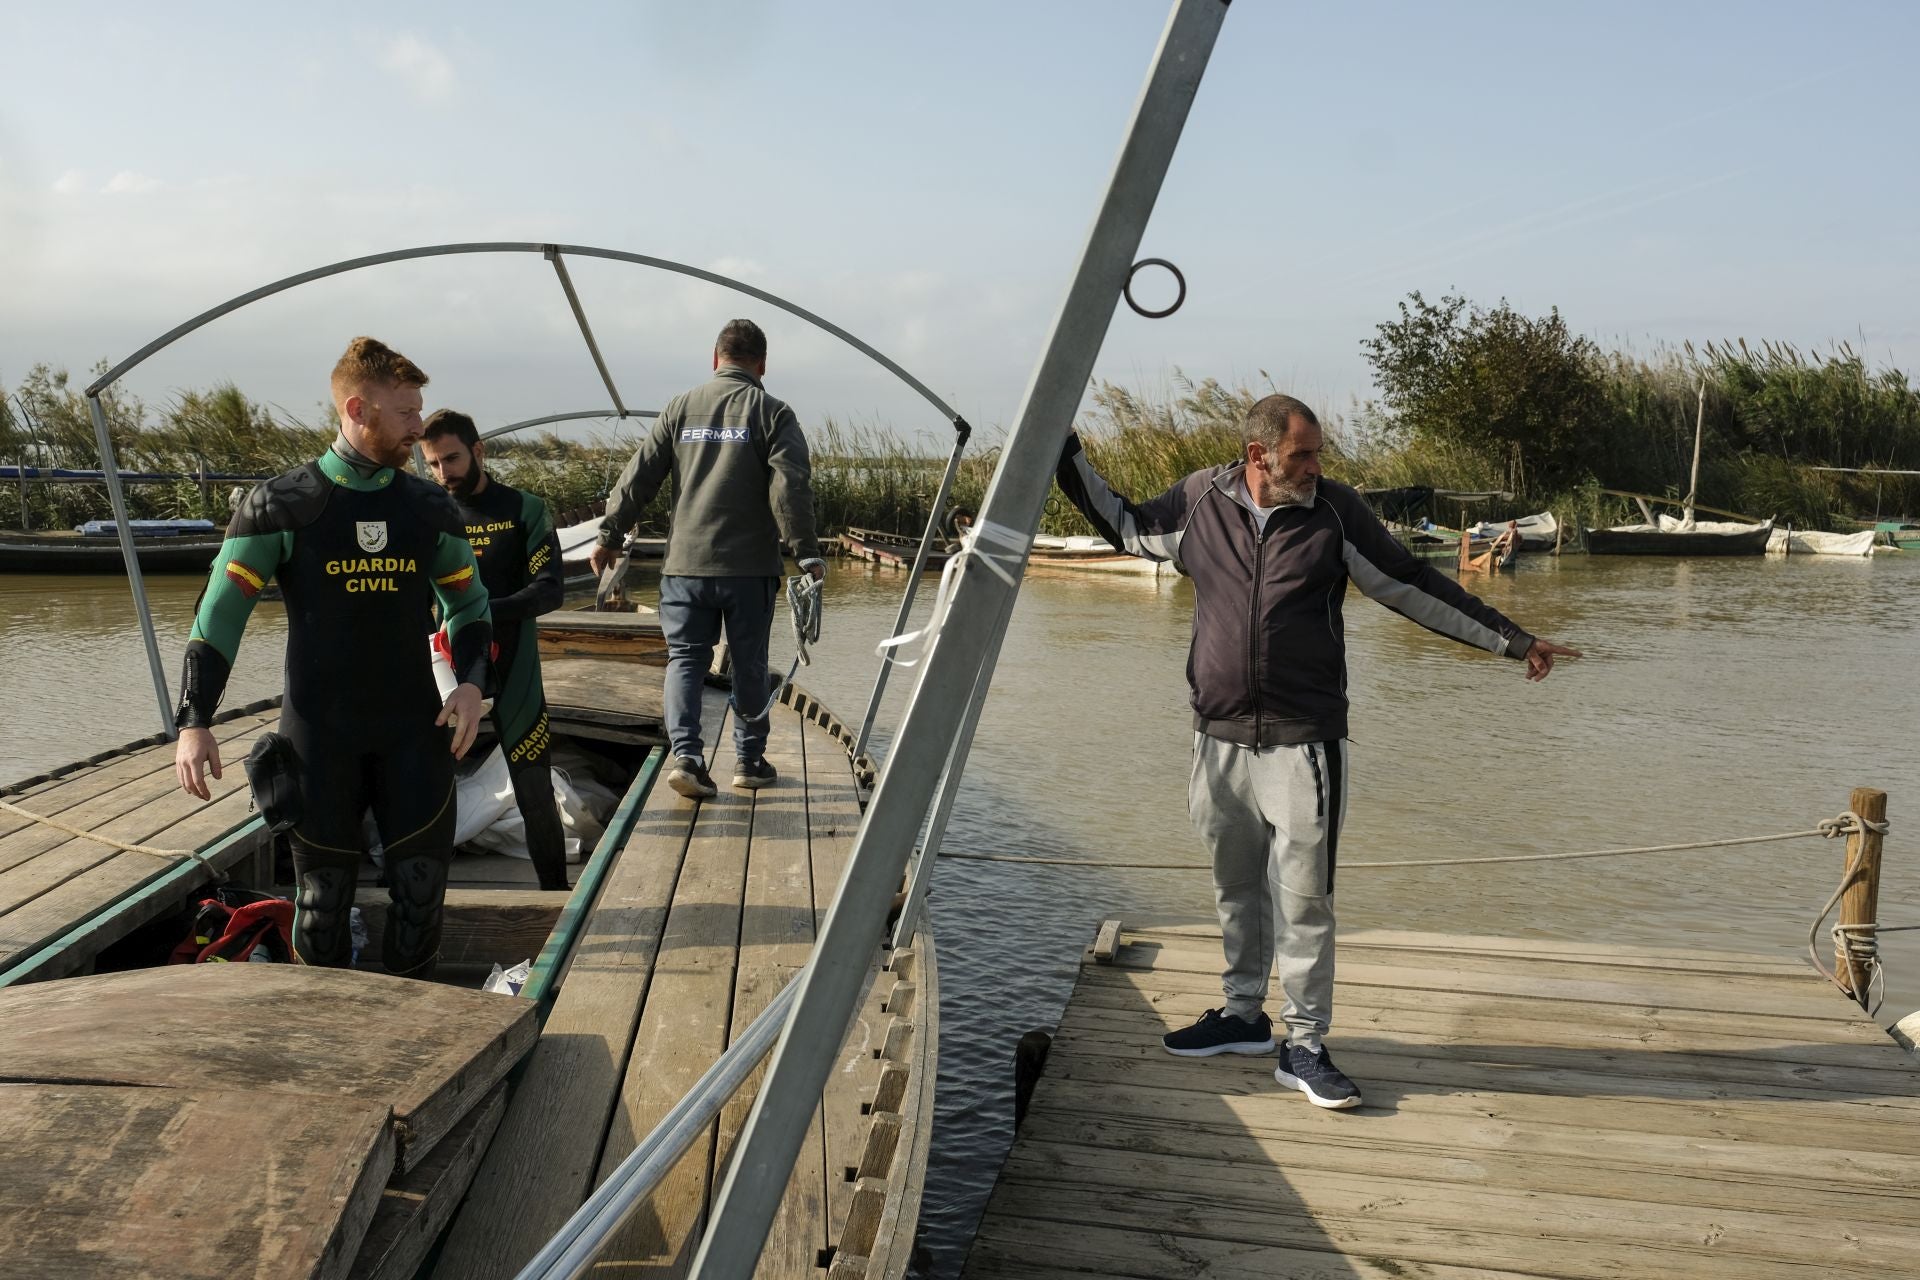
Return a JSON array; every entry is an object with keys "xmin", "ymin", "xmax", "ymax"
[
  {"xmin": 436, "ymin": 685, "xmax": 923, "ymax": 1280},
  {"xmin": 964, "ymin": 922, "xmax": 1920, "ymax": 1280}
]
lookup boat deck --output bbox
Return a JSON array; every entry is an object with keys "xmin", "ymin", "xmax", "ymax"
[
  {"xmin": 435, "ymin": 682, "xmax": 930, "ymax": 1280},
  {"xmin": 0, "ymin": 626, "xmax": 676, "ymax": 986},
  {"xmin": 964, "ymin": 921, "xmax": 1920, "ymax": 1280}
]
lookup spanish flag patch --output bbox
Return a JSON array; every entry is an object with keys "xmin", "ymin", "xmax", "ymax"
[
  {"xmin": 435, "ymin": 564, "xmax": 475, "ymax": 593},
  {"xmin": 225, "ymin": 560, "xmax": 265, "ymax": 598}
]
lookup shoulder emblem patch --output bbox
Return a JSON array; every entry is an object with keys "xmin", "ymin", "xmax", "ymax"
[{"xmin": 224, "ymin": 561, "xmax": 265, "ymax": 598}]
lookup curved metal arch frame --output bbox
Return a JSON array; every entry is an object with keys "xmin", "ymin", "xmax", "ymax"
[{"xmin": 84, "ymin": 242, "xmax": 971, "ymax": 734}]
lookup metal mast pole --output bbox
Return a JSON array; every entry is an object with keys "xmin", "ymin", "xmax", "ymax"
[
  {"xmin": 88, "ymin": 392, "xmax": 176, "ymax": 734},
  {"xmin": 690, "ymin": 3, "xmax": 1230, "ymax": 1273}
]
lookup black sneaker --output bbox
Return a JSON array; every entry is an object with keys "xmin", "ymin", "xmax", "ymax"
[
  {"xmin": 1162, "ymin": 1008, "xmax": 1276, "ymax": 1057},
  {"xmin": 732, "ymin": 758, "xmax": 778, "ymax": 790},
  {"xmin": 667, "ymin": 755, "xmax": 717, "ymax": 799},
  {"xmin": 1276, "ymin": 1043, "xmax": 1363, "ymax": 1109}
]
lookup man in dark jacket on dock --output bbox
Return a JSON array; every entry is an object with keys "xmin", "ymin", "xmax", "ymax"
[
  {"xmin": 1055, "ymin": 394, "xmax": 1580, "ymax": 1109},
  {"xmin": 419, "ymin": 409, "xmax": 571, "ymax": 892},
  {"xmin": 590, "ymin": 319, "xmax": 825, "ymax": 800}
]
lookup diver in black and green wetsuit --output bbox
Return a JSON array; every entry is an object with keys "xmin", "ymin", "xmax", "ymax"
[
  {"xmin": 173, "ymin": 337, "xmax": 492, "ymax": 978},
  {"xmin": 419, "ymin": 409, "xmax": 571, "ymax": 891}
]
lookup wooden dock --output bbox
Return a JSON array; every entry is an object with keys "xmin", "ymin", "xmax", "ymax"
[
  {"xmin": 964, "ymin": 921, "xmax": 1920, "ymax": 1280},
  {"xmin": 435, "ymin": 682, "xmax": 931, "ymax": 1280}
]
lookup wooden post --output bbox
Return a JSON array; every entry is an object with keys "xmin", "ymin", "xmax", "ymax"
[{"xmin": 1836, "ymin": 786, "xmax": 1888, "ymax": 1005}]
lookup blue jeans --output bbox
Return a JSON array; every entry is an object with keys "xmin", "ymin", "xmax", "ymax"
[{"xmin": 658, "ymin": 574, "xmax": 778, "ymax": 764}]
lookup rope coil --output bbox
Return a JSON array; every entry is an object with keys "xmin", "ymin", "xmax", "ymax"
[{"xmin": 1807, "ymin": 810, "xmax": 1892, "ymax": 1013}]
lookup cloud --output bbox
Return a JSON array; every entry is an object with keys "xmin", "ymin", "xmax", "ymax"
[
  {"xmin": 376, "ymin": 33, "xmax": 455, "ymax": 104},
  {"xmin": 51, "ymin": 170, "xmax": 87, "ymax": 195},
  {"xmin": 102, "ymin": 171, "xmax": 162, "ymax": 195}
]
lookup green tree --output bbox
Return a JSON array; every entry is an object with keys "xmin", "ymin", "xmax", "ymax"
[{"xmin": 1361, "ymin": 292, "xmax": 1609, "ymax": 494}]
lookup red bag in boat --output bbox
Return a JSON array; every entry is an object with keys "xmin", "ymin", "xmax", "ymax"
[{"xmin": 168, "ymin": 887, "xmax": 296, "ymax": 965}]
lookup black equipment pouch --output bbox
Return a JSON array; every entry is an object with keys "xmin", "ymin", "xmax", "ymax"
[{"xmin": 243, "ymin": 732, "xmax": 301, "ymax": 835}]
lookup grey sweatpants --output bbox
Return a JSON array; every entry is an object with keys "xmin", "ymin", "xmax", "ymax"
[{"xmin": 1189, "ymin": 733, "xmax": 1348, "ymax": 1046}]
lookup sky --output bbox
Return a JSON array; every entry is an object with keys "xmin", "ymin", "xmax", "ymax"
[{"xmin": 2, "ymin": 0, "xmax": 1917, "ymax": 449}]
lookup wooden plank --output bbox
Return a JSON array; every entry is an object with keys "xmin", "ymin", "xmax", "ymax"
[
  {"xmin": 1333, "ymin": 927, "xmax": 1815, "ymax": 975},
  {"xmin": 0, "ymin": 719, "xmax": 268, "ymax": 905},
  {"xmin": 965, "ymin": 1216, "xmax": 1547, "ymax": 1280},
  {"xmin": 0, "ymin": 714, "xmax": 272, "ymax": 869},
  {"xmin": 710, "ymin": 709, "xmax": 829, "ymax": 1280},
  {"xmin": 1024, "ymin": 1073, "xmax": 1920, "ymax": 1191},
  {"xmin": 990, "ymin": 1146, "xmax": 1920, "ymax": 1276},
  {"xmin": 1045, "ymin": 1027, "xmax": 1920, "ymax": 1124},
  {"xmin": 589, "ymin": 704, "xmax": 753, "ymax": 1274},
  {"xmin": 1056, "ymin": 1004, "xmax": 1920, "ymax": 1097},
  {"xmin": 1092, "ymin": 947, "xmax": 1870, "ymax": 1023},
  {"xmin": 0, "ymin": 965, "xmax": 534, "ymax": 1171},
  {"xmin": 1031, "ymin": 1056, "xmax": 1920, "ymax": 1157},
  {"xmin": 1016, "ymin": 1106, "xmax": 1916, "ymax": 1218},
  {"xmin": 1114, "ymin": 936, "xmax": 1860, "ymax": 1014},
  {"xmin": 1073, "ymin": 963, "xmax": 1893, "ymax": 1046},
  {"xmin": 542, "ymin": 656, "xmax": 666, "ymax": 722},
  {"xmin": 0, "ymin": 789, "xmax": 261, "ymax": 976},
  {"xmin": 432, "ymin": 689, "xmax": 720, "ymax": 1280},
  {"xmin": 354, "ymin": 887, "xmax": 567, "ymax": 968},
  {"xmin": 806, "ymin": 715, "xmax": 889, "ymax": 1243},
  {"xmin": 0, "ymin": 1082, "xmax": 394, "ymax": 1280},
  {"xmin": 348, "ymin": 1083, "xmax": 508, "ymax": 1280}
]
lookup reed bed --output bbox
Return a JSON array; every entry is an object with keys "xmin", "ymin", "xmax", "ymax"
[{"xmin": 8, "ymin": 335, "xmax": 1920, "ymax": 538}]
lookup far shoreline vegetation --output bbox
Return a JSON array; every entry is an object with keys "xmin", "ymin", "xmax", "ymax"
[{"xmin": 7, "ymin": 291, "xmax": 1920, "ymax": 539}]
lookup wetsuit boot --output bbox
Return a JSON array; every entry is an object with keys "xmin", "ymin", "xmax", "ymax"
[
  {"xmin": 292, "ymin": 863, "xmax": 357, "ymax": 968},
  {"xmin": 381, "ymin": 853, "xmax": 450, "ymax": 979}
]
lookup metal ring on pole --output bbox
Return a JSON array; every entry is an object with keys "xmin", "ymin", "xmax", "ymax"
[{"xmin": 1123, "ymin": 257, "xmax": 1186, "ymax": 319}]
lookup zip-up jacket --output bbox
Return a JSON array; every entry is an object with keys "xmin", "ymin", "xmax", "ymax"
[
  {"xmin": 1056, "ymin": 434, "xmax": 1535, "ymax": 746},
  {"xmin": 597, "ymin": 365, "xmax": 821, "ymax": 577}
]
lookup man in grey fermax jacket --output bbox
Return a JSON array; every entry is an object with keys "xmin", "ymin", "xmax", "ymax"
[
  {"xmin": 1054, "ymin": 394, "xmax": 1580, "ymax": 1110},
  {"xmin": 591, "ymin": 319, "xmax": 826, "ymax": 799}
]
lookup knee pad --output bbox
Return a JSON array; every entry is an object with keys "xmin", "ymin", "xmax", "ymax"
[
  {"xmin": 292, "ymin": 864, "xmax": 357, "ymax": 968},
  {"xmin": 381, "ymin": 855, "xmax": 449, "ymax": 979}
]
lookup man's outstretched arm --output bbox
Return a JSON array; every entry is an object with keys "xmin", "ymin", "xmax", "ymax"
[
  {"xmin": 1054, "ymin": 432, "xmax": 1198, "ymax": 564},
  {"xmin": 1329, "ymin": 488, "xmax": 1580, "ymax": 676}
]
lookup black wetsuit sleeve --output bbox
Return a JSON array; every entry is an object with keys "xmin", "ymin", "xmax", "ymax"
[{"xmin": 490, "ymin": 492, "xmax": 564, "ymax": 624}]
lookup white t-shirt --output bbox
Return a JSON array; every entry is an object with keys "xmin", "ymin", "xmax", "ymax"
[{"xmin": 1238, "ymin": 477, "xmax": 1282, "ymax": 526}]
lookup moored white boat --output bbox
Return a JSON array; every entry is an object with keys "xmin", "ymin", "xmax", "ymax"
[
  {"xmin": 1028, "ymin": 534, "xmax": 1176, "ymax": 575},
  {"xmin": 1765, "ymin": 527, "xmax": 1877, "ymax": 557}
]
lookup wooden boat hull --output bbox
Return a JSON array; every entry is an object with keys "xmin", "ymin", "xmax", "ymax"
[
  {"xmin": 0, "ymin": 611, "xmax": 930, "ymax": 1279},
  {"xmin": 0, "ymin": 529, "xmax": 225, "ymax": 574},
  {"xmin": 1586, "ymin": 524, "xmax": 1772, "ymax": 556}
]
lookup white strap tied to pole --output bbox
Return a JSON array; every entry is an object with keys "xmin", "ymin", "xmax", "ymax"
[{"xmin": 875, "ymin": 519, "xmax": 1030, "ymax": 669}]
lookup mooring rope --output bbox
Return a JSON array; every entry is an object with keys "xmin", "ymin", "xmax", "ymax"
[
  {"xmin": 935, "ymin": 818, "xmax": 1854, "ymax": 871},
  {"xmin": 1805, "ymin": 811, "xmax": 1894, "ymax": 1014},
  {"xmin": 0, "ymin": 798, "xmax": 225, "ymax": 880},
  {"xmin": 938, "ymin": 811, "xmax": 1901, "ymax": 1008}
]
